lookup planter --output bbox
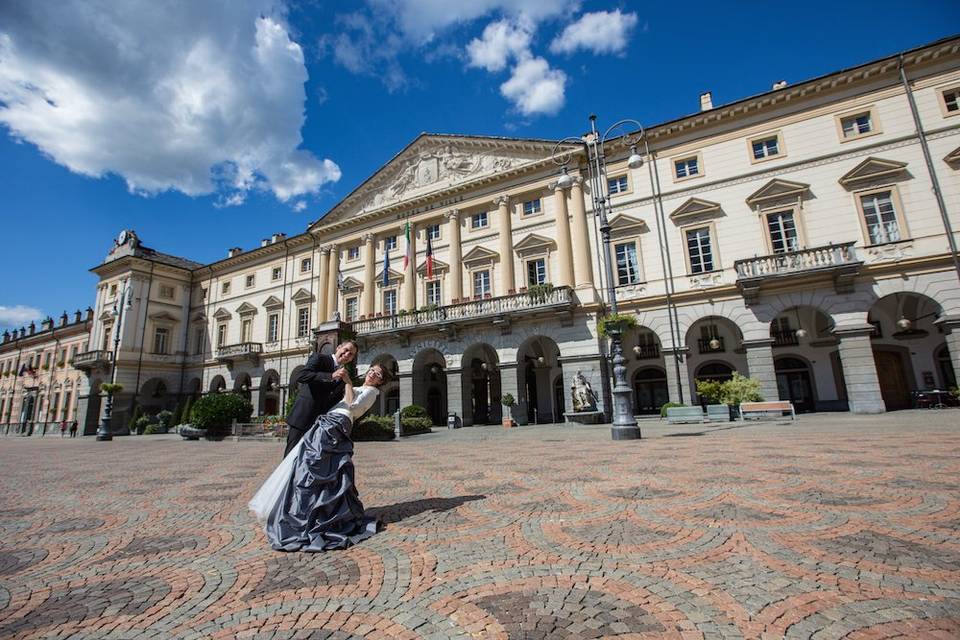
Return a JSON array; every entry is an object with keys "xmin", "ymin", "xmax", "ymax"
[{"xmin": 502, "ymin": 418, "xmax": 516, "ymax": 428}]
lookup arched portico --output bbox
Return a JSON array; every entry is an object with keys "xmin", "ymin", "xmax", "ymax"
[
  {"xmin": 460, "ymin": 343, "xmax": 501, "ymax": 426},
  {"xmin": 515, "ymin": 335, "xmax": 563, "ymax": 424},
  {"xmin": 413, "ymin": 348, "xmax": 447, "ymax": 426},
  {"xmin": 260, "ymin": 370, "xmax": 280, "ymax": 416}
]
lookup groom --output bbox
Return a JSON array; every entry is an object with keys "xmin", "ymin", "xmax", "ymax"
[{"xmin": 284, "ymin": 340, "xmax": 358, "ymax": 457}]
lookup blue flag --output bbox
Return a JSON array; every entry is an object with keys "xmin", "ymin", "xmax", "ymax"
[{"xmin": 382, "ymin": 245, "xmax": 390, "ymax": 286}]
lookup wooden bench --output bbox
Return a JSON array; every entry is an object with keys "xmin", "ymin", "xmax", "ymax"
[
  {"xmin": 666, "ymin": 406, "xmax": 705, "ymax": 424},
  {"xmin": 706, "ymin": 404, "xmax": 732, "ymax": 423},
  {"xmin": 739, "ymin": 401, "xmax": 795, "ymax": 421}
]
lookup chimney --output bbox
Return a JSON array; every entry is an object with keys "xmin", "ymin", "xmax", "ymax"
[
  {"xmin": 60, "ymin": 312, "xmax": 68, "ymax": 327},
  {"xmin": 699, "ymin": 92, "xmax": 713, "ymax": 111},
  {"xmin": 228, "ymin": 247, "xmax": 243, "ymax": 258},
  {"xmin": 28, "ymin": 322, "xmax": 36, "ymax": 335},
  {"xmin": 74, "ymin": 310, "xmax": 82, "ymax": 323},
  {"xmin": 260, "ymin": 239, "xmax": 270, "ymax": 247},
  {"xmin": 85, "ymin": 307, "xmax": 94, "ymax": 321},
  {"xmin": 772, "ymin": 80, "xmax": 787, "ymax": 90},
  {"xmin": 271, "ymin": 232, "xmax": 287, "ymax": 243},
  {"xmin": 2, "ymin": 331, "xmax": 9, "ymax": 343}
]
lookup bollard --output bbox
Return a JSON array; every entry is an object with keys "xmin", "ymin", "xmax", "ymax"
[{"xmin": 394, "ymin": 410, "xmax": 402, "ymax": 439}]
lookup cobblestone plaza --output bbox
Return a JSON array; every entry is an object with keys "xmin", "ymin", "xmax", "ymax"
[{"xmin": 1, "ymin": 414, "xmax": 959, "ymax": 639}]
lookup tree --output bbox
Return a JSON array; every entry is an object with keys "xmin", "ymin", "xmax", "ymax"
[{"xmin": 190, "ymin": 393, "xmax": 253, "ymax": 435}]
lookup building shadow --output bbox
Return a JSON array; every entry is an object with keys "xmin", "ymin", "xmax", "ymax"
[{"xmin": 367, "ymin": 495, "xmax": 486, "ymax": 525}]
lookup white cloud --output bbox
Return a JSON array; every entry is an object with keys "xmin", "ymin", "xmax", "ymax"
[
  {"xmin": 0, "ymin": 0, "xmax": 340, "ymax": 203},
  {"xmin": 292, "ymin": 200, "xmax": 307, "ymax": 212},
  {"xmin": 0, "ymin": 305, "xmax": 44, "ymax": 330},
  {"xmin": 320, "ymin": 12, "xmax": 409, "ymax": 92},
  {"xmin": 466, "ymin": 19, "xmax": 532, "ymax": 72},
  {"xmin": 500, "ymin": 56, "xmax": 566, "ymax": 116},
  {"xmin": 549, "ymin": 9, "xmax": 638, "ymax": 56}
]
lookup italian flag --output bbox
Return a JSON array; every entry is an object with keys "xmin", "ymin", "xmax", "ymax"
[
  {"xmin": 402, "ymin": 220, "xmax": 412, "ymax": 270},
  {"xmin": 425, "ymin": 231, "xmax": 434, "ymax": 279}
]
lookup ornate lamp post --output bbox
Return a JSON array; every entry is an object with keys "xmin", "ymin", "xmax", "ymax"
[{"xmin": 97, "ymin": 280, "xmax": 132, "ymax": 441}]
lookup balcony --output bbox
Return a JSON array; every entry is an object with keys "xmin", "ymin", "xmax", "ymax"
[
  {"xmin": 351, "ymin": 286, "xmax": 576, "ymax": 338},
  {"xmin": 72, "ymin": 350, "xmax": 113, "ymax": 370},
  {"xmin": 772, "ymin": 330, "xmax": 799, "ymax": 347},
  {"xmin": 216, "ymin": 342, "xmax": 263, "ymax": 364},
  {"xmin": 734, "ymin": 242, "xmax": 861, "ymax": 305},
  {"xmin": 698, "ymin": 337, "xmax": 726, "ymax": 354}
]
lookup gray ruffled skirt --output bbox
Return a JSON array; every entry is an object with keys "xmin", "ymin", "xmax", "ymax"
[{"xmin": 264, "ymin": 412, "xmax": 379, "ymax": 552}]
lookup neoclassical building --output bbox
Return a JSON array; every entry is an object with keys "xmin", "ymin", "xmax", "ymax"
[{"xmin": 5, "ymin": 36, "xmax": 959, "ymax": 435}]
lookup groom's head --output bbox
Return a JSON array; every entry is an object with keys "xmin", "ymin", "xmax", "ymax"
[{"xmin": 334, "ymin": 340, "xmax": 358, "ymax": 366}]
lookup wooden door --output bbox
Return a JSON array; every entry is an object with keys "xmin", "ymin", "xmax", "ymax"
[{"xmin": 874, "ymin": 350, "xmax": 910, "ymax": 411}]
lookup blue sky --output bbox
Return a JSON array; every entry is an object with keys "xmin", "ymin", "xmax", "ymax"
[{"xmin": 1, "ymin": 0, "xmax": 958, "ymax": 332}]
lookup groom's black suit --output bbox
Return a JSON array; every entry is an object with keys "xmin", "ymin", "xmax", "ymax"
[{"xmin": 283, "ymin": 352, "xmax": 346, "ymax": 457}]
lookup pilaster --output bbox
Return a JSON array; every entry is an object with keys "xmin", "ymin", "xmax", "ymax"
[
  {"xmin": 833, "ymin": 324, "xmax": 885, "ymax": 414},
  {"xmin": 742, "ymin": 338, "xmax": 780, "ymax": 402}
]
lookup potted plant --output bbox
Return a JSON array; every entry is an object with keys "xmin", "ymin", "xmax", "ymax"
[
  {"xmin": 100, "ymin": 382, "xmax": 124, "ymax": 395},
  {"xmin": 500, "ymin": 393, "xmax": 516, "ymax": 428},
  {"xmin": 597, "ymin": 312, "xmax": 638, "ymax": 338}
]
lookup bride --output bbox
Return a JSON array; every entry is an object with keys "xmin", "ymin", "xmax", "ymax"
[{"xmin": 249, "ymin": 363, "xmax": 387, "ymax": 551}]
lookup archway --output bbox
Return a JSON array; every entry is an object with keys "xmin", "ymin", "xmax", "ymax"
[
  {"xmin": 868, "ymin": 292, "xmax": 945, "ymax": 410},
  {"xmin": 413, "ymin": 349, "xmax": 446, "ymax": 426},
  {"xmin": 370, "ymin": 354, "xmax": 400, "ymax": 416},
  {"xmin": 633, "ymin": 367, "xmax": 668, "ymax": 415},
  {"xmin": 775, "ymin": 356, "xmax": 816, "ymax": 413},
  {"xmin": 516, "ymin": 335, "xmax": 563, "ymax": 424},
  {"xmin": 461, "ymin": 343, "xmax": 501, "ymax": 425},
  {"xmin": 234, "ymin": 373, "xmax": 252, "ymax": 401},
  {"xmin": 260, "ymin": 370, "xmax": 281, "ymax": 416},
  {"xmin": 209, "ymin": 375, "xmax": 226, "ymax": 394},
  {"xmin": 685, "ymin": 316, "xmax": 746, "ymax": 404},
  {"xmin": 140, "ymin": 378, "xmax": 172, "ymax": 414}
]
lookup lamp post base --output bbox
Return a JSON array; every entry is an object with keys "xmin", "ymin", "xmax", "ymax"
[
  {"xmin": 610, "ymin": 425, "xmax": 641, "ymax": 440},
  {"xmin": 608, "ymin": 329, "xmax": 641, "ymax": 441}
]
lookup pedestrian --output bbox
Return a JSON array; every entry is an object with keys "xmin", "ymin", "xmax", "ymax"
[
  {"xmin": 60, "ymin": 420, "xmax": 67, "ymax": 437},
  {"xmin": 69, "ymin": 420, "xmax": 78, "ymax": 438}
]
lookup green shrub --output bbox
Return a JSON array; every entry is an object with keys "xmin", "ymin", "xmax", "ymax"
[
  {"xmin": 597, "ymin": 313, "xmax": 638, "ymax": 338},
  {"xmin": 352, "ymin": 415, "xmax": 395, "ymax": 441},
  {"xmin": 401, "ymin": 416, "xmax": 433, "ymax": 432},
  {"xmin": 695, "ymin": 378, "xmax": 725, "ymax": 405},
  {"xmin": 134, "ymin": 414, "xmax": 153, "ymax": 434},
  {"xmin": 500, "ymin": 393, "xmax": 515, "ymax": 407},
  {"xmin": 526, "ymin": 283, "xmax": 555, "ymax": 301},
  {"xmin": 660, "ymin": 402, "xmax": 686, "ymax": 417},
  {"xmin": 127, "ymin": 405, "xmax": 143, "ymax": 432},
  {"xmin": 695, "ymin": 373, "xmax": 763, "ymax": 407},
  {"xmin": 190, "ymin": 393, "xmax": 253, "ymax": 434},
  {"xmin": 400, "ymin": 405, "xmax": 428, "ymax": 419},
  {"xmin": 143, "ymin": 423, "xmax": 164, "ymax": 435},
  {"xmin": 100, "ymin": 382, "xmax": 123, "ymax": 394},
  {"xmin": 156, "ymin": 410, "xmax": 174, "ymax": 429},
  {"xmin": 284, "ymin": 388, "xmax": 299, "ymax": 418}
]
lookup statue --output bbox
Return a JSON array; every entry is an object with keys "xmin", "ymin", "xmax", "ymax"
[{"xmin": 570, "ymin": 371, "xmax": 599, "ymax": 412}]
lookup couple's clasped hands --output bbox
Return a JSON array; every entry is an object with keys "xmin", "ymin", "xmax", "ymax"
[{"xmin": 331, "ymin": 368, "xmax": 351, "ymax": 384}]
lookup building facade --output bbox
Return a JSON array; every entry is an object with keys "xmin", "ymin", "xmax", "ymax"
[{"xmin": 9, "ymin": 37, "xmax": 960, "ymax": 435}]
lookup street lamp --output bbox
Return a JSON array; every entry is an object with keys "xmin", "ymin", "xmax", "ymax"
[{"xmin": 97, "ymin": 280, "xmax": 132, "ymax": 441}]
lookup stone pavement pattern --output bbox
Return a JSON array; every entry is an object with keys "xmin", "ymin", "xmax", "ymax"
[{"xmin": 0, "ymin": 413, "xmax": 959, "ymax": 639}]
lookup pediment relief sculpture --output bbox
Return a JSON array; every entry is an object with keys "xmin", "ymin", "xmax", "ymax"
[{"xmin": 340, "ymin": 276, "xmax": 363, "ymax": 292}]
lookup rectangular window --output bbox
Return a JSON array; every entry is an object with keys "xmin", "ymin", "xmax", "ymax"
[
  {"xmin": 102, "ymin": 327, "xmax": 112, "ymax": 351},
  {"xmin": 674, "ymin": 156, "xmax": 700, "ymax": 179},
  {"xmin": 607, "ymin": 175, "xmax": 629, "ymax": 194},
  {"xmin": 426, "ymin": 280, "xmax": 441, "ymax": 306},
  {"xmin": 384, "ymin": 235, "xmax": 397, "ymax": 251},
  {"xmin": 840, "ymin": 112, "xmax": 873, "ymax": 138},
  {"xmin": 300, "ymin": 257, "xmax": 312, "ymax": 272},
  {"xmin": 110, "ymin": 283, "xmax": 118, "ymax": 297},
  {"xmin": 241, "ymin": 319, "xmax": 252, "ymax": 343},
  {"xmin": 245, "ymin": 274, "xmax": 255, "ymax": 288},
  {"xmin": 51, "ymin": 393, "xmax": 60, "ymax": 420},
  {"xmin": 62, "ymin": 392, "xmax": 71, "ymax": 420},
  {"xmin": 686, "ymin": 227, "xmax": 715, "ymax": 274},
  {"xmin": 194, "ymin": 327, "xmax": 204, "ymax": 355},
  {"xmin": 943, "ymin": 88, "xmax": 960, "ymax": 113},
  {"xmin": 347, "ymin": 246, "xmax": 360, "ymax": 261},
  {"xmin": 522, "ymin": 198, "xmax": 542, "ymax": 216},
  {"xmin": 383, "ymin": 289, "xmax": 397, "ymax": 316},
  {"xmin": 69, "ymin": 345, "xmax": 77, "ymax": 361},
  {"xmin": 297, "ymin": 308, "xmax": 310, "ymax": 338},
  {"xmin": 860, "ymin": 191, "xmax": 901, "ymax": 245},
  {"xmin": 43, "ymin": 352, "xmax": 51, "ymax": 368},
  {"xmin": 217, "ymin": 323, "xmax": 227, "ymax": 348},
  {"xmin": 471, "ymin": 212, "xmax": 488, "ymax": 229},
  {"xmin": 267, "ymin": 313, "xmax": 279, "ymax": 342},
  {"xmin": 766, "ymin": 210, "xmax": 800, "ymax": 253},
  {"xmin": 201, "ymin": 288, "xmax": 207, "ymax": 300},
  {"xmin": 526, "ymin": 258, "xmax": 546, "ymax": 286},
  {"xmin": 271, "ymin": 266, "xmax": 282, "ymax": 281},
  {"xmin": 427, "ymin": 224, "xmax": 441, "ymax": 240},
  {"xmin": 153, "ymin": 327, "xmax": 168, "ymax": 354},
  {"xmin": 615, "ymin": 242, "xmax": 641, "ymax": 285},
  {"xmin": 159, "ymin": 284, "xmax": 174, "ymax": 299},
  {"xmin": 751, "ymin": 136, "xmax": 780, "ymax": 160},
  {"xmin": 473, "ymin": 270, "xmax": 491, "ymax": 297},
  {"xmin": 345, "ymin": 297, "xmax": 358, "ymax": 322},
  {"xmin": 221, "ymin": 281, "xmax": 231, "ymax": 295}
]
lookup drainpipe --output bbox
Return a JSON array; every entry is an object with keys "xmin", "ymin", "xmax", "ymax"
[{"xmin": 899, "ymin": 55, "xmax": 960, "ymax": 283}]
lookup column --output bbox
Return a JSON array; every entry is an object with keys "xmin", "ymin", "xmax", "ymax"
[
  {"xmin": 742, "ymin": 338, "xmax": 781, "ymax": 401},
  {"xmin": 935, "ymin": 315, "xmax": 960, "ymax": 387},
  {"xmin": 446, "ymin": 368, "xmax": 463, "ymax": 424},
  {"xmin": 446, "ymin": 209, "xmax": 463, "ymax": 301},
  {"xmin": 552, "ymin": 183, "xmax": 575, "ymax": 288},
  {"xmin": 499, "ymin": 362, "xmax": 521, "ymax": 424},
  {"xmin": 326, "ymin": 245, "xmax": 339, "ymax": 321},
  {"xmin": 362, "ymin": 234, "xmax": 376, "ymax": 318},
  {"xmin": 404, "ymin": 225, "xmax": 417, "ymax": 311},
  {"xmin": 398, "ymin": 372, "xmax": 413, "ymax": 411},
  {"xmin": 495, "ymin": 196, "xmax": 515, "ymax": 294},
  {"xmin": 663, "ymin": 347, "xmax": 691, "ymax": 406},
  {"xmin": 833, "ymin": 324, "xmax": 885, "ymax": 413},
  {"xmin": 568, "ymin": 177, "xmax": 594, "ymax": 288},
  {"xmin": 317, "ymin": 247, "xmax": 330, "ymax": 323}
]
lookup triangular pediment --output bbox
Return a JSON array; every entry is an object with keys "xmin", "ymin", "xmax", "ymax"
[
  {"xmin": 213, "ymin": 307, "xmax": 232, "ymax": 320},
  {"xmin": 609, "ymin": 214, "xmax": 646, "ymax": 232},
  {"xmin": 670, "ymin": 197, "xmax": 723, "ymax": 221},
  {"xmin": 745, "ymin": 179, "xmax": 810, "ymax": 205},
  {"xmin": 308, "ymin": 134, "xmax": 579, "ymax": 230},
  {"xmin": 513, "ymin": 233, "xmax": 555, "ymax": 255},
  {"xmin": 262, "ymin": 295, "xmax": 283, "ymax": 309},
  {"xmin": 462, "ymin": 245, "xmax": 499, "ymax": 266},
  {"xmin": 191, "ymin": 311, "xmax": 206, "ymax": 323},
  {"xmin": 149, "ymin": 310, "xmax": 179, "ymax": 322},
  {"xmin": 235, "ymin": 302, "xmax": 258, "ymax": 316},
  {"xmin": 944, "ymin": 145, "xmax": 960, "ymax": 165},
  {"xmin": 417, "ymin": 258, "xmax": 449, "ymax": 275},
  {"xmin": 376, "ymin": 268, "xmax": 404, "ymax": 285},
  {"xmin": 291, "ymin": 288, "xmax": 314, "ymax": 303},
  {"xmin": 340, "ymin": 276, "xmax": 363, "ymax": 291},
  {"xmin": 838, "ymin": 157, "xmax": 908, "ymax": 186}
]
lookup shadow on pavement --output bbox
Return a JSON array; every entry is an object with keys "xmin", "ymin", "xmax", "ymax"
[
  {"xmin": 663, "ymin": 422, "xmax": 769, "ymax": 438},
  {"xmin": 367, "ymin": 495, "xmax": 486, "ymax": 525}
]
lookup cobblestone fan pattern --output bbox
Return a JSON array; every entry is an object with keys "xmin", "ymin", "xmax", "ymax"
[{"xmin": 1, "ymin": 413, "xmax": 959, "ymax": 639}]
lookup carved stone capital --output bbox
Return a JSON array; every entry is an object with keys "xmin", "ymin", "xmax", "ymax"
[
  {"xmin": 444, "ymin": 209, "xmax": 461, "ymax": 221},
  {"xmin": 493, "ymin": 195, "xmax": 510, "ymax": 208},
  {"xmin": 362, "ymin": 233, "xmax": 375, "ymax": 244},
  {"xmin": 319, "ymin": 245, "xmax": 332, "ymax": 255}
]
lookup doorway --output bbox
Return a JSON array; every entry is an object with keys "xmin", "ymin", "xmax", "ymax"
[
  {"xmin": 873, "ymin": 349, "xmax": 910, "ymax": 411},
  {"xmin": 633, "ymin": 368, "xmax": 668, "ymax": 415},
  {"xmin": 775, "ymin": 357, "xmax": 816, "ymax": 413}
]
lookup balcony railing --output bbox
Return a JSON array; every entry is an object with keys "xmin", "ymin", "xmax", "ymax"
[
  {"xmin": 698, "ymin": 337, "xmax": 726, "ymax": 354},
  {"xmin": 771, "ymin": 330, "xmax": 799, "ymax": 347},
  {"xmin": 216, "ymin": 342, "xmax": 263, "ymax": 363},
  {"xmin": 72, "ymin": 350, "xmax": 113, "ymax": 370},
  {"xmin": 632, "ymin": 344, "xmax": 660, "ymax": 359},
  {"xmin": 734, "ymin": 242, "xmax": 861, "ymax": 304},
  {"xmin": 351, "ymin": 286, "xmax": 575, "ymax": 336}
]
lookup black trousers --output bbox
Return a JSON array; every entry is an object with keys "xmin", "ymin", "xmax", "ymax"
[{"xmin": 284, "ymin": 424, "xmax": 307, "ymax": 458}]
